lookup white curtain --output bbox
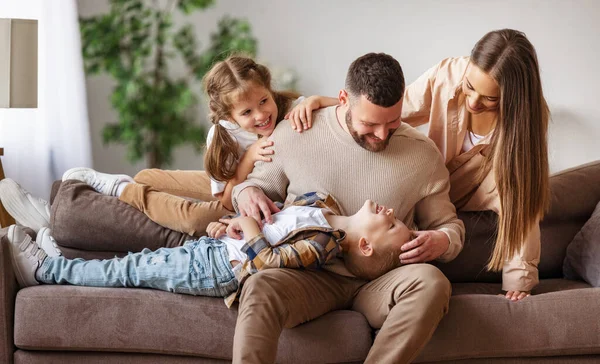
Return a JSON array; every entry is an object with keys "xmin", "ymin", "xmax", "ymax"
[{"xmin": 0, "ymin": 0, "xmax": 92, "ymax": 200}]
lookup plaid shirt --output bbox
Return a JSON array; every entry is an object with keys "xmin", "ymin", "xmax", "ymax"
[{"xmin": 224, "ymin": 192, "xmax": 345, "ymax": 307}]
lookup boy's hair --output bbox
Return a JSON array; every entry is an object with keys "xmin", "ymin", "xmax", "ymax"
[
  {"xmin": 343, "ymin": 240, "xmax": 404, "ymax": 281},
  {"xmin": 203, "ymin": 55, "xmax": 299, "ymax": 183},
  {"xmin": 345, "ymin": 52, "xmax": 405, "ymax": 107}
]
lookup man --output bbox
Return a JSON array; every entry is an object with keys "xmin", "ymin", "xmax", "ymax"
[{"xmin": 230, "ymin": 52, "xmax": 465, "ymax": 364}]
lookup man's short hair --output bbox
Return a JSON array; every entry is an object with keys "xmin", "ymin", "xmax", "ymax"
[{"xmin": 345, "ymin": 53, "xmax": 405, "ymax": 107}]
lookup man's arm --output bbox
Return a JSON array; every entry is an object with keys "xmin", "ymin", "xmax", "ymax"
[
  {"xmin": 400, "ymin": 153, "xmax": 465, "ymax": 263},
  {"xmin": 241, "ymin": 230, "xmax": 341, "ymax": 273}
]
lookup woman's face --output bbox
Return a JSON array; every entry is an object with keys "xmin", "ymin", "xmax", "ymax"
[{"xmin": 462, "ymin": 63, "xmax": 500, "ymax": 115}]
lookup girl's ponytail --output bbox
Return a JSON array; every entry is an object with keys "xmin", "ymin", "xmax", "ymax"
[{"xmin": 204, "ymin": 123, "xmax": 240, "ymax": 183}]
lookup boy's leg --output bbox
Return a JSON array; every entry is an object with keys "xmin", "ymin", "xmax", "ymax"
[
  {"xmin": 119, "ymin": 184, "xmax": 232, "ymax": 237},
  {"xmin": 351, "ymin": 264, "xmax": 451, "ymax": 364},
  {"xmin": 232, "ymin": 268, "xmax": 364, "ymax": 364},
  {"xmin": 38, "ymin": 238, "xmax": 237, "ymax": 296},
  {"xmin": 134, "ymin": 169, "xmax": 216, "ymax": 202}
]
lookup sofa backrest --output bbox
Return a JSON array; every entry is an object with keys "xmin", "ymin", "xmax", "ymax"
[{"xmin": 437, "ymin": 160, "xmax": 600, "ymax": 283}]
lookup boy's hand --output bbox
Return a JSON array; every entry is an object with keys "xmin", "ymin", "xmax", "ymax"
[
  {"xmin": 226, "ymin": 216, "xmax": 260, "ymax": 240},
  {"xmin": 206, "ymin": 218, "xmax": 231, "ymax": 238},
  {"xmin": 398, "ymin": 230, "xmax": 449, "ymax": 264},
  {"xmin": 247, "ymin": 139, "xmax": 275, "ymax": 163},
  {"xmin": 502, "ymin": 290, "xmax": 531, "ymax": 301},
  {"xmin": 285, "ymin": 96, "xmax": 319, "ymax": 132}
]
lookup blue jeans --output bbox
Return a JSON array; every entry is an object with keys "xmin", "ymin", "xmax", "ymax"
[{"xmin": 37, "ymin": 237, "xmax": 238, "ymax": 297}]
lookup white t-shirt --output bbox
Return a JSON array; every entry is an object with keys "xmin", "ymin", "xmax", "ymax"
[
  {"xmin": 462, "ymin": 130, "xmax": 487, "ymax": 152},
  {"xmin": 205, "ymin": 96, "xmax": 305, "ymax": 196},
  {"xmin": 218, "ymin": 205, "xmax": 330, "ymax": 264}
]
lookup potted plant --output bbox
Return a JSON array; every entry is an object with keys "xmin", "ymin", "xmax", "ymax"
[{"xmin": 80, "ymin": 0, "xmax": 257, "ymax": 168}]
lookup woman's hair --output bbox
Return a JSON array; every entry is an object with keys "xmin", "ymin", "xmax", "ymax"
[
  {"xmin": 470, "ymin": 29, "xmax": 550, "ymax": 271},
  {"xmin": 203, "ymin": 55, "xmax": 299, "ymax": 183}
]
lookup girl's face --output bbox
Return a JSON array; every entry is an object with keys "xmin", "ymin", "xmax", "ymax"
[
  {"xmin": 462, "ymin": 63, "xmax": 500, "ymax": 115},
  {"xmin": 229, "ymin": 84, "xmax": 278, "ymax": 137}
]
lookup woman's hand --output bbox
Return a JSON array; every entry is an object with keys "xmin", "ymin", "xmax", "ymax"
[
  {"xmin": 503, "ymin": 290, "xmax": 531, "ymax": 301},
  {"xmin": 285, "ymin": 96, "xmax": 320, "ymax": 132},
  {"xmin": 247, "ymin": 139, "xmax": 274, "ymax": 163},
  {"xmin": 206, "ymin": 218, "xmax": 230, "ymax": 238}
]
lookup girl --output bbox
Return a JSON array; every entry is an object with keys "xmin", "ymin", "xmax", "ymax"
[
  {"xmin": 59, "ymin": 56, "xmax": 338, "ymax": 236},
  {"xmin": 401, "ymin": 29, "xmax": 549, "ymax": 301}
]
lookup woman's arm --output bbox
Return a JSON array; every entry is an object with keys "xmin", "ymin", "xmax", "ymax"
[{"xmin": 402, "ymin": 63, "xmax": 439, "ymax": 127}]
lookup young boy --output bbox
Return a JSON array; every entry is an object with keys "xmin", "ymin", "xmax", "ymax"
[{"xmin": 5, "ymin": 192, "xmax": 413, "ymax": 307}]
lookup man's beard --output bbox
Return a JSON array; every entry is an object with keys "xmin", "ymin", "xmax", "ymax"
[{"xmin": 345, "ymin": 109, "xmax": 394, "ymax": 152}]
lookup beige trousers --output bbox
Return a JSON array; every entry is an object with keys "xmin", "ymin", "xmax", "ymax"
[
  {"xmin": 119, "ymin": 169, "xmax": 232, "ymax": 237},
  {"xmin": 233, "ymin": 263, "xmax": 451, "ymax": 364}
]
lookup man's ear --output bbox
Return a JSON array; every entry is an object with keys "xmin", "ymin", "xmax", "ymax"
[
  {"xmin": 338, "ymin": 89, "xmax": 350, "ymax": 106},
  {"xmin": 358, "ymin": 237, "xmax": 374, "ymax": 257}
]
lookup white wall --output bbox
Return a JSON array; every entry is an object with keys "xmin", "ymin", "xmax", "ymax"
[
  {"xmin": 79, "ymin": 0, "xmax": 600, "ymax": 175},
  {"xmin": 0, "ymin": 0, "xmax": 51, "ymax": 199}
]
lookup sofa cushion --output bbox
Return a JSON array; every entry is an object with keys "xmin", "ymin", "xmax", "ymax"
[
  {"xmin": 14, "ymin": 285, "xmax": 372, "ymax": 363},
  {"xmin": 414, "ymin": 283, "xmax": 600, "ymax": 362},
  {"xmin": 564, "ymin": 201, "xmax": 600, "ymax": 286},
  {"xmin": 50, "ymin": 180, "xmax": 190, "ymax": 256}
]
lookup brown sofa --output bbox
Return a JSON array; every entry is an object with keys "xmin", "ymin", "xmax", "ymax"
[{"xmin": 1, "ymin": 161, "xmax": 600, "ymax": 363}]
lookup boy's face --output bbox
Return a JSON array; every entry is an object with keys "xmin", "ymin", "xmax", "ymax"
[{"xmin": 353, "ymin": 200, "xmax": 412, "ymax": 248}]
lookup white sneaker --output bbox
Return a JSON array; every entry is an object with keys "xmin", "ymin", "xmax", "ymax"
[
  {"xmin": 62, "ymin": 167, "xmax": 134, "ymax": 196},
  {"xmin": 5, "ymin": 224, "xmax": 47, "ymax": 287},
  {"xmin": 36, "ymin": 227, "xmax": 62, "ymax": 257},
  {"xmin": 0, "ymin": 179, "xmax": 50, "ymax": 232}
]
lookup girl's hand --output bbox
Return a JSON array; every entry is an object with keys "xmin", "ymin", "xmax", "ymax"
[
  {"xmin": 206, "ymin": 219, "xmax": 230, "ymax": 238},
  {"xmin": 503, "ymin": 290, "xmax": 531, "ymax": 301},
  {"xmin": 247, "ymin": 140, "xmax": 274, "ymax": 163},
  {"xmin": 285, "ymin": 96, "xmax": 320, "ymax": 133}
]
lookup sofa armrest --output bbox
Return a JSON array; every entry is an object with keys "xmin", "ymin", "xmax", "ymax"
[{"xmin": 0, "ymin": 229, "xmax": 17, "ymax": 363}]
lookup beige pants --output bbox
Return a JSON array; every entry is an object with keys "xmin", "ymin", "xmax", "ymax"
[
  {"xmin": 233, "ymin": 263, "xmax": 451, "ymax": 364},
  {"xmin": 119, "ymin": 169, "xmax": 232, "ymax": 237}
]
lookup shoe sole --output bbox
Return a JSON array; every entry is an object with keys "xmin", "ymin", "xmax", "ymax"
[
  {"xmin": 62, "ymin": 167, "xmax": 91, "ymax": 182},
  {"xmin": 0, "ymin": 179, "xmax": 49, "ymax": 233},
  {"xmin": 7, "ymin": 226, "xmax": 29, "ymax": 287}
]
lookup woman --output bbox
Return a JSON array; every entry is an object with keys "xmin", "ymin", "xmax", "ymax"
[{"xmin": 402, "ymin": 29, "xmax": 549, "ymax": 301}]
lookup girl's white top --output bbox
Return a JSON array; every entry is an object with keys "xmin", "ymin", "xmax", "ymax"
[{"xmin": 205, "ymin": 96, "xmax": 305, "ymax": 196}]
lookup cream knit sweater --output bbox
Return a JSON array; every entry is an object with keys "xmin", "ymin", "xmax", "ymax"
[{"xmin": 233, "ymin": 106, "xmax": 464, "ymax": 272}]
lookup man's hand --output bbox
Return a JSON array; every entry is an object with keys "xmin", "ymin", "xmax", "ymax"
[
  {"xmin": 236, "ymin": 187, "xmax": 280, "ymax": 226},
  {"xmin": 399, "ymin": 230, "xmax": 449, "ymax": 264}
]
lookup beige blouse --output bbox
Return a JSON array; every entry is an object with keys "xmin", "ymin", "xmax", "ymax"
[{"xmin": 402, "ymin": 57, "xmax": 540, "ymax": 292}]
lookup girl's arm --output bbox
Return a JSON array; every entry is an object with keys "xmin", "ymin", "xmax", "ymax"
[
  {"xmin": 286, "ymin": 95, "xmax": 339, "ymax": 132},
  {"xmin": 216, "ymin": 140, "xmax": 274, "ymax": 211}
]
